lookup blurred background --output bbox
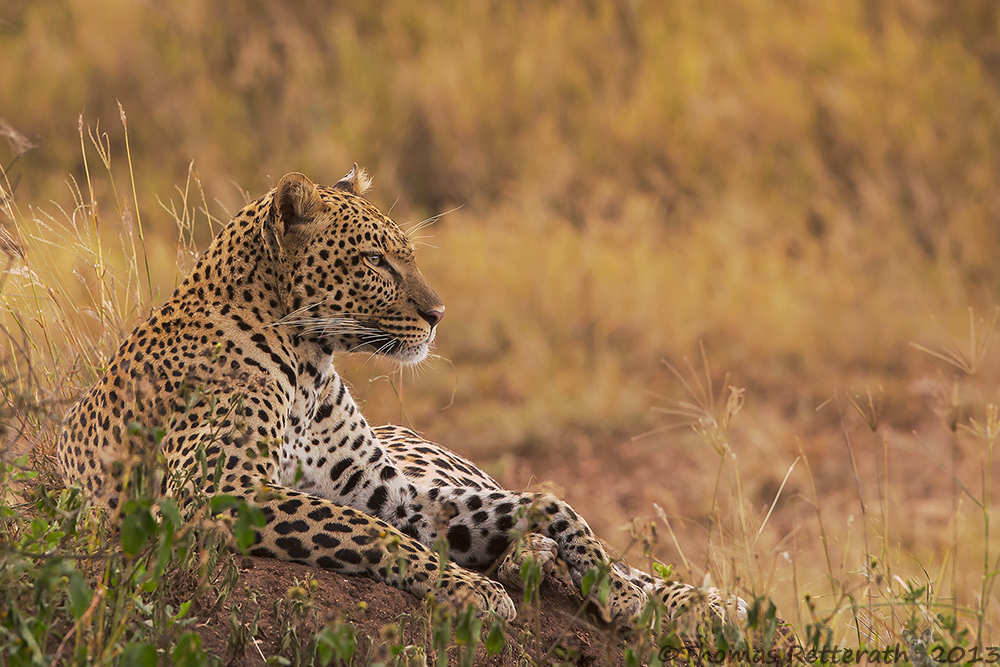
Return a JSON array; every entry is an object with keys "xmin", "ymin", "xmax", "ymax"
[{"xmin": 2, "ymin": 0, "xmax": 999, "ymax": 639}]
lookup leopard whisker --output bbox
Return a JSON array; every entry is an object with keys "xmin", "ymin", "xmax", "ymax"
[
  {"xmin": 347, "ymin": 335, "xmax": 393, "ymax": 355},
  {"xmin": 270, "ymin": 311, "xmax": 385, "ymax": 340},
  {"xmin": 280, "ymin": 301, "xmax": 323, "ymax": 319},
  {"xmin": 372, "ymin": 338, "xmax": 399, "ymax": 357},
  {"xmin": 402, "ymin": 205, "xmax": 462, "ymax": 240}
]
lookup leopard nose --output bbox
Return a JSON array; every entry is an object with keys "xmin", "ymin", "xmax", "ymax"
[{"xmin": 418, "ymin": 306, "xmax": 445, "ymax": 328}]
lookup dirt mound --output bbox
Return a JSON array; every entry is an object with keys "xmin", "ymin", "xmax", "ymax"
[{"xmin": 196, "ymin": 556, "xmax": 627, "ymax": 666}]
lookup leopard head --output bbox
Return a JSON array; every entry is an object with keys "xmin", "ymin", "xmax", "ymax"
[{"xmin": 265, "ymin": 168, "xmax": 444, "ymax": 363}]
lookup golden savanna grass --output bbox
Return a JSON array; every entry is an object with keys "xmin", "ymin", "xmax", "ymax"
[{"xmin": 2, "ymin": 0, "xmax": 999, "ymax": 651}]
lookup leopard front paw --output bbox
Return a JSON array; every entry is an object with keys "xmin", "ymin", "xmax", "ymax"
[
  {"xmin": 497, "ymin": 533, "xmax": 560, "ymax": 591},
  {"xmin": 473, "ymin": 575, "xmax": 517, "ymax": 621},
  {"xmin": 606, "ymin": 572, "xmax": 648, "ymax": 625},
  {"xmin": 437, "ymin": 566, "xmax": 517, "ymax": 621},
  {"xmin": 652, "ymin": 582, "xmax": 747, "ymax": 631},
  {"xmin": 576, "ymin": 566, "xmax": 648, "ymax": 625},
  {"xmin": 704, "ymin": 586, "xmax": 749, "ymax": 623}
]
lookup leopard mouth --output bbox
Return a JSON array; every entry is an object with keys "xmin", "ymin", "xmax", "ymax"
[
  {"xmin": 271, "ymin": 312, "xmax": 433, "ymax": 363},
  {"xmin": 357, "ymin": 325, "xmax": 434, "ymax": 363}
]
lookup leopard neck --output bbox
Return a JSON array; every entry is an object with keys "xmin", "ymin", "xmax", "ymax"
[{"xmin": 172, "ymin": 191, "xmax": 291, "ymax": 325}]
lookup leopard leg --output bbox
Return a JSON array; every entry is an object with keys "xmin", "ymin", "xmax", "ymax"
[
  {"xmin": 234, "ymin": 483, "xmax": 515, "ymax": 620},
  {"xmin": 408, "ymin": 487, "xmax": 648, "ymax": 624},
  {"xmin": 177, "ymin": 432, "xmax": 514, "ymax": 617},
  {"xmin": 360, "ymin": 429, "xmax": 645, "ymax": 622}
]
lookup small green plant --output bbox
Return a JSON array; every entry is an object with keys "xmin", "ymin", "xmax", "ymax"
[
  {"xmin": 0, "ymin": 390, "xmax": 267, "ymax": 666},
  {"xmin": 225, "ymin": 590, "xmax": 262, "ymax": 664},
  {"xmin": 314, "ymin": 620, "xmax": 358, "ymax": 666},
  {"xmin": 270, "ymin": 576, "xmax": 345, "ymax": 666}
]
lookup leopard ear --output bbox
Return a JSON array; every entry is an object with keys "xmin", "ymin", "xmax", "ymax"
[
  {"xmin": 264, "ymin": 172, "xmax": 324, "ymax": 257},
  {"xmin": 273, "ymin": 172, "xmax": 325, "ymax": 230},
  {"xmin": 333, "ymin": 163, "xmax": 372, "ymax": 195}
]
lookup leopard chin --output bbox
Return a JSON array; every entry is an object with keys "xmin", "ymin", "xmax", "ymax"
[{"xmin": 389, "ymin": 338, "xmax": 432, "ymax": 364}]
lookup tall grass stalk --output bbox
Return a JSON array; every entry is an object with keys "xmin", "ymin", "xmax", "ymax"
[
  {"xmin": 913, "ymin": 310, "xmax": 1000, "ymax": 647},
  {"xmin": 118, "ymin": 103, "xmax": 153, "ymax": 308},
  {"xmin": 836, "ymin": 394, "xmax": 875, "ymax": 645}
]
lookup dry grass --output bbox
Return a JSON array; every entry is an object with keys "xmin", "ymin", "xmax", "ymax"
[{"xmin": 2, "ymin": 0, "xmax": 999, "ymax": 653}]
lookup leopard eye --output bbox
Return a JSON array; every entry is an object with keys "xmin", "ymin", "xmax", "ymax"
[{"xmin": 363, "ymin": 252, "xmax": 384, "ymax": 266}]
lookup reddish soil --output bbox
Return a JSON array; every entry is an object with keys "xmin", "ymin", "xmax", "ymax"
[
  {"xmin": 193, "ymin": 556, "xmax": 630, "ymax": 666},
  {"xmin": 186, "ymin": 556, "xmax": 795, "ymax": 666}
]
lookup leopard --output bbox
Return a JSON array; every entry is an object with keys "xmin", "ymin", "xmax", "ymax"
[{"xmin": 56, "ymin": 165, "xmax": 744, "ymax": 628}]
